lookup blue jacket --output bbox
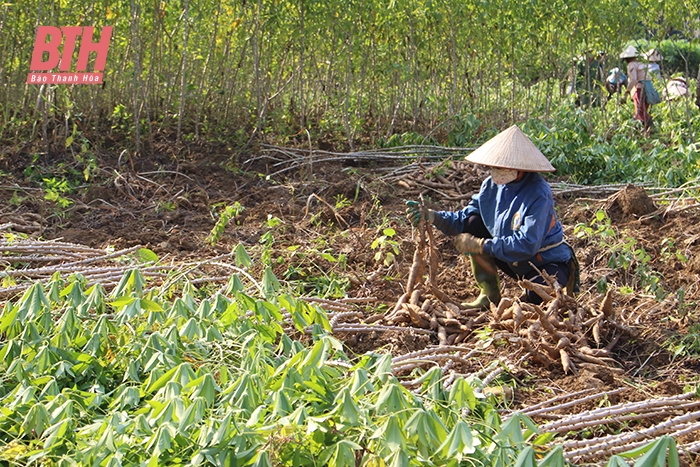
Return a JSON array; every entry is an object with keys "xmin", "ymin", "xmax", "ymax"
[{"xmin": 432, "ymin": 172, "xmax": 571, "ymax": 275}]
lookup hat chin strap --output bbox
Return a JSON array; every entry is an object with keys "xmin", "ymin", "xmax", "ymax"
[{"xmin": 491, "ymin": 168, "xmax": 519, "ymax": 185}]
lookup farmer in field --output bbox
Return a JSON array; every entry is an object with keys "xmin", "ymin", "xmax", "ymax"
[
  {"xmin": 620, "ymin": 45, "xmax": 654, "ymax": 132},
  {"xmin": 605, "ymin": 67, "xmax": 627, "ymax": 101},
  {"xmin": 663, "ymin": 76, "xmax": 689, "ymax": 100},
  {"xmin": 642, "ymin": 49, "xmax": 663, "ymax": 81},
  {"xmin": 567, "ymin": 50, "xmax": 606, "ymax": 107},
  {"xmin": 406, "ymin": 125, "xmax": 579, "ymax": 310}
]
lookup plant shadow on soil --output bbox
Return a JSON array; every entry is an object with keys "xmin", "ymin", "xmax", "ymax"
[{"xmin": 2, "ymin": 143, "xmax": 700, "ymax": 413}]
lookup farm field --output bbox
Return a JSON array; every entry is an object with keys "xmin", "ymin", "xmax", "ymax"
[
  {"xmin": 3, "ymin": 0, "xmax": 700, "ymax": 463},
  {"xmin": 1, "ymin": 142, "xmax": 699, "ymax": 464}
]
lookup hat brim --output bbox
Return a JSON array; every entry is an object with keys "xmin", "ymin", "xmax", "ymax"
[{"xmin": 465, "ymin": 125, "xmax": 555, "ymax": 172}]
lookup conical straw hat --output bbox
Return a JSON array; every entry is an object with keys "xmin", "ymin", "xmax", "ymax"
[
  {"xmin": 465, "ymin": 125, "xmax": 555, "ymax": 172},
  {"xmin": 619, "ymin": 45, "xmax": 638, "ymax": 59},
  {"xmin": 643, "ymin": 48, "xmax": 663, "ymax": 62}
]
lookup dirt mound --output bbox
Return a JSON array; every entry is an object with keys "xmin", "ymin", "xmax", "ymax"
[{"xmin": 604, "ymin": 184, "xmax": 657, "ymax": 222}]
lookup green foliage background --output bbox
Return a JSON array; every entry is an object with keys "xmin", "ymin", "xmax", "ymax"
[{"xmin": 1, "ymin": 0, "xmax": 699, "ymax": 158}]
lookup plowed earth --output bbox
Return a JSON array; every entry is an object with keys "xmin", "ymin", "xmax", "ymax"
[{"xmin": 2, "ymin": 143, "xmax": 700, "ymax": 460}]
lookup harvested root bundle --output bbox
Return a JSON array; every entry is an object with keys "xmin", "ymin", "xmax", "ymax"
[
  {"xmin": 379, "ymin": 219, "xmax": 630, "ymax": 376},
  {"xmin": 382, "ymin": 217, "xmax": 485, "ymax": 345},
  {"xmin": 488, "ymin": 269, "xmax": 630, "ymax": 375}
]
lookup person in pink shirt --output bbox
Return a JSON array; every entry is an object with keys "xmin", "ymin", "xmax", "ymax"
[{"xmin": 620, "ymin": 46, "xmax": 653, "ymax": 132}]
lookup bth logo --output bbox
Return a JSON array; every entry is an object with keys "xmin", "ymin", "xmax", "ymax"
[{"xmin": 26, "ymin": 26, "xmax": 113, "ymax": 85}]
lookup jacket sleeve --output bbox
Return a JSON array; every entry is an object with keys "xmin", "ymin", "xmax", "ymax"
[
  {"xmin": 432, "ymin": 194, "xmax": 481, "ymax": 237},
  {"xmin": 483, "ymin": 193, "xmax": 553, "ymax": 263}
]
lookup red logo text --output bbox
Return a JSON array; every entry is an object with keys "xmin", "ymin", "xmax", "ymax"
[{"xmin": 27, "ymin": 26, "xmax": 113, "ymax": 85}]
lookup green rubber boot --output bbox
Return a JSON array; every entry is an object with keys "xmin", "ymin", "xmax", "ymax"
[{"xmin": 462, "ymin": 255, "xmax": 501, "ymax": 310}]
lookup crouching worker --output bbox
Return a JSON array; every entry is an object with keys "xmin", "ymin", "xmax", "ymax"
[{"xmin": 406, "ymin": 125, "xmax": 579, "ymax": 309}]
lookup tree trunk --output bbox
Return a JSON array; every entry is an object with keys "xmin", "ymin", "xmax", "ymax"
[
  {"xmin": 195, "ymin": 0, "xmax": 221, "ymax": 140},
  {"xmin": 344, "ymin": 31, "xmax": 353, "ymax": 150},
  {"xmin": 250, "ymin": 0, "xmax": 263, "ymax": 144},
  {"xmin": 177, "ymin": 0, "xmax": 191, "ymax": 143},
  {"xmin": 696, "ymin": 64, "xmax": 700, "ymax": 111},
  {"xmin": 130, "ymin": 0, "xmax": 142, "ymax": 155}
]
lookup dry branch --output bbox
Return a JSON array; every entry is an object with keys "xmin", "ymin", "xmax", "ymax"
[
  {"xmin": 518, "ymin": 388, "xmax": 632, "ymax": 419},
  {"xmin": 564, "ymin": 408, "xmax": 700, "ymax": 461},
  {"xmin": 331, "ymin": 324, "xmax": 435, "ymax": 335},
  {"xmin": 544, "ymin": 392, "xmax": 697, "ymax": 433}
]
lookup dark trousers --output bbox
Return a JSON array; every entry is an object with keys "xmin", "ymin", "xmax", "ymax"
[{"xmin": 464, "ymin": 215, "xmax": 570, "ymax": 305}]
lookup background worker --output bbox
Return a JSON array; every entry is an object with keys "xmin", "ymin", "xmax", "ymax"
[
  {"xmin": 643, "ymin": 49, "xmax": 663, "ymax": 80},
  {"xmin": 605, "ymin": 67, "xmax": 627, "ymax": 102},
  {"xmin": 620, "ymin": 45, "xmax": 654, "ymax": 132},
  {"xmin": 407, "ymin": 125, "xmax": 579, "ymax": 309}
]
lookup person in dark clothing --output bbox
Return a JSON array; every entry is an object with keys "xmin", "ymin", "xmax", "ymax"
[{"xmin": 407, "ymin": 125, "xmax": 579, "ymax": 309}]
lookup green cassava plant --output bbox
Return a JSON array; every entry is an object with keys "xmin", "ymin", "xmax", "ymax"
[
  {"xmin": 575, "ymin": 210, "xmax": 668, "ymax": 299},
  {"xmin": 207, "ymin": 202, "xmax": 245, "ymax": 246},
  {"xmin": 371, "ymin": 227, "xmax": 400, "ymax": 267},
  {"xmin": 0, "ymin": 242, "xmax": 682, "ymax": 466}
]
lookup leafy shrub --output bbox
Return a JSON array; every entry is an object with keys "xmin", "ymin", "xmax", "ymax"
[{"xmin": 520, "ymin": 95, "xmax": 700, "ymax": 187}]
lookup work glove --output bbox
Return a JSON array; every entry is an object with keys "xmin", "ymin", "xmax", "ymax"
[
  {"xmin": 454, "ymin": 233, "xmax": 485, "ymax": 255},
  {"xmin": 405, "ymin": 200, "xmax": 435, "ymax": 226}
]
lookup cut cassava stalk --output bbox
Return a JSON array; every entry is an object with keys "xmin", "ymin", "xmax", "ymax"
[
  {"xmin": 563, "ymin": 409, "xmax": 700, "ymax": 461},
  {"xmin": 392, "ymin": 346, "xmax": 480, "ymax": 363},
  {"xmin": 518, "ymin": 387, "xmax": 629, "ymax": 418},
  {"xmin": 331, "ymin": 324, "xmax": 435, "ymax": 335},
  {"xmin": 545, "ymin": 392, "xmax": 696, "ymax": 434},
  {"xmin": 393, "ymin": 354, "xmax": 482, "ymax": 374},
  {"xmin": 518, "ymin": 388, "xmax": 597, "ymax": 415},
  {"xmin": 549, "ymin": 400, "xmax": 700, "ymax": 435},
  {"xmin": 329, "ymin": 312, "xmax": 365, "ymax": 327}
]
